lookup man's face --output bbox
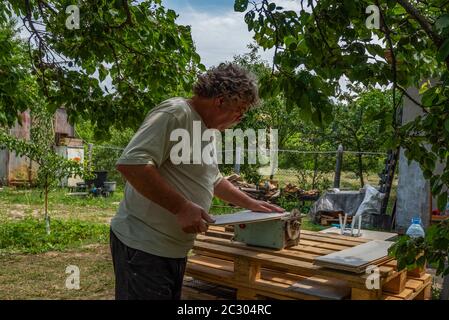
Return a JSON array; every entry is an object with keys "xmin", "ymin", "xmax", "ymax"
[{"xmin": 211, "ymin": 97, "xmax": 250, "ymax": 131}]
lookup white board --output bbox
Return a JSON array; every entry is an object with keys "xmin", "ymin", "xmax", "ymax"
[
  {"xmin": 209, "ymin": 210, "xmax": 290, "ymax": 226},
  {"xmin": 314, "ymin": 240, "xmax": 394, "ymax": 269},
  {"xmin": 319, "ymin": 227, "xmax": 398, "ymax": 241}
]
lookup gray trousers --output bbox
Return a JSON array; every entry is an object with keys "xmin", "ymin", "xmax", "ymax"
[{"xmin": 109, "ymin": 229, "xmax": 187, "ymax": 300}]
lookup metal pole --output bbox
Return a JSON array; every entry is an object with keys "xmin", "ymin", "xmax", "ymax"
[
  {"xmin": 334, "ymin": 144, "xmax": 343, "ymax": 189},
  {"xmin": 234, "ymin": 147, "xmax": 241, "ymax": 174}
]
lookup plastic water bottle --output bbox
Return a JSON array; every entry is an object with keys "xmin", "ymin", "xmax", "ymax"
[{"xmin": 406, "ymin": 217, "xmax": 425, "ymax": 238}]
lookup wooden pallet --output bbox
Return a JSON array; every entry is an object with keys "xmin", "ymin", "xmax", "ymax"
[{"xmin": 184, "ymin": 227, "xmax": 432, "ymax": 300}]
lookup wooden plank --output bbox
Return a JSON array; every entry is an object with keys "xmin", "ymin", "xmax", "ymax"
[
  {"xmin": 189, "ymin": 254, "xmax": 308, "ymax": 285},
  {"xmin": 378, "ymin": 266, "xmax": 395, "ymax": 276},
  {"xmin": 191, "ymin": 230, "xmax": 409, "ymax": 296},
  {"xmin": 414, "ymin": 284, "xmax": 432, "ymax": 300},
  {"xmin": 314, "ymin": 240, "xmax": 394, "ymax": 272},
  {"xmin": 194, "ymin": 241, "xmax": 317, "ymax": 273},
  {"xmin": 316, "ymin": 258, "xmax": 393, "ymax": 274},
  {"xmin": 255, "ymin": 279, "xmax": 323, "ymax": 300},
  {"xmin": 196, "ymin": 234, "xmax": 320, "ymax": 263},
  {"xmin": 193, "ymin": 249, "xmax": 235, "ymax": 262},
  {"xmin": 204, "ymin": 229, "xmax": 233, "ymax": 240},
  {"xmin": 188, "ymin": 255, "xmax": 234, "ymax": 272},
  {"xmin": 386, "ymin": 288, "xmax": 414, "ymax": 300},
  {"xmin": 288, "ymin": 244, "xmax": 335, "ymax": 256},
  {"xmin": 182, "ymin": 286, "xmax": 225, "ymax": 300},
  {"xmin": 382, "ymin": 295, "xmax": 404, "ymax": 300},
  {"xmin": 288, "ymin": 277, "xmax": 351, "ymax": 300},
  {"xmin": 262, "ymin": 270, "xmax": 309, "ymax": 284},
  {"xmin": 297, "ymin": 239, "xmax": 350, "ymax": 251},
  {"xmin": 405, "ymin": 279, "xmax": 424, "ymax": 292},
  {"xmin": 302, "ymin": 229, "xmax": 369, "ymax": 243},
  {"xmin": 418, "ymin": 273, "xmax": 432, "ymax": 285},
  {"xmin": 351, "ymin": 287, "xmax": 382, "ymax": 300},
  {"xmin": 319, "ymin": 228, "xmax": 397, "ymax": 242},
  {"xmin": 188, "ymin": 259, "xmax": 335, "ymax": 300},
  {"xmin": 300, "ymin": 233, "xmax": 368, "ymax": 247},
  {"xmin": 192, "ymin": 240, "xmax": 372, "ymax": 287},
  {"xmin": 383, "ymin": 260, "xmax": 398, "ymax": 270},
  {"xmin": 383, "ymin": 270, "xmax": 407, "ymax": 294},
  {"xmin": 236, "ymin": 288, "xmax": 259, "ymax": 300}
]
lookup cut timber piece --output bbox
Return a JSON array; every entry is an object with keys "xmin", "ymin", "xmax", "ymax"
[
  {"xmin": 351, "ymin": 287, "xmax": 382, "ymax": 300},
  {"xmin": 386, "ymin": 288, "xmax": 414, "ymax": 300},
  {"xmin": 414, "ymin": 284, "xmax": 432, "ymax": 300},
  {"xmin": 407, "ymin": 266, "xmax": 426, "ymax": 278},
  {"xmin": 382, "ymin": 270, "xmax": 407, "ymax": 294},
  {"xmin": 314, "ymin": 240, "xmax": 394, "ymax": 273},
  {"xmin": 383, "ymin": 295, "xmax": 404, "ymax": 300},
  {"xmin": 210, "ymin": 210, "xmax": 291, "ymax": 226},
  {"xmin": 405, "ymin": 279, "xmax": 424, "ymax": 292},
  {"xmin": 288, "ymin": 277, "xmax": 351, "ymax": 300}
]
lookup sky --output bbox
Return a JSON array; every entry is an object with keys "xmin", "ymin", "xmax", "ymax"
[{"xmin": 161, "ymin": 0, "xmax": 302, "ymax": 67}]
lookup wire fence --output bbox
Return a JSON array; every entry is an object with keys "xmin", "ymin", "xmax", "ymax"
[{"xmin": 85, "ymin": 143, "xmax": 388, "ymax": 192}]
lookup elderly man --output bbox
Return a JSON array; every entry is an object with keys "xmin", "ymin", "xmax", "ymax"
[{"xmin": 110, "ymin": 63, "xmax": 284, "ymax": 300}]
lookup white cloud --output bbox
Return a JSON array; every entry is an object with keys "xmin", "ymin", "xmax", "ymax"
[
  {"xmin": 273, "ymin": 0, "xmax": 303, "ymax": 11},
  {"xmin": 175, "ymin": 6, "xmax": 275, "ymax": 67}
]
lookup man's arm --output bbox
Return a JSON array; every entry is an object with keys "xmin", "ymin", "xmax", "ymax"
[
  {"xmin": 213, "ymin": 178, "xmax": 284, "ymax": 212},
  {"xmin": 117, "ymin": 164, "xmax": 214, "ymax": 233}
]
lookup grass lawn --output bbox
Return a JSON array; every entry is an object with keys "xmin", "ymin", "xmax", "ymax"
[{"xmin": 0, "ymin": 244, "xmax": 114, "ymax": 300}]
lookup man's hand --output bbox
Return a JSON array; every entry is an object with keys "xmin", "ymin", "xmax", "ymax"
[
  {"xmin": 246, "ymin": 199, "xmax": 285, "ymax": 213},
  {"xmin": 175, "ymin": 201, "xmax": 216, "ymax": 234}
]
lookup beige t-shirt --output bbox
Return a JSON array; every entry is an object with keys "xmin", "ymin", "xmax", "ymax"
[{"xmin": 110, "ymin": 97, "xmax": 223, "ymax": 258}]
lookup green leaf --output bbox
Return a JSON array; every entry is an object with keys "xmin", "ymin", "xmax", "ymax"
[
  {"xmin": 284, "ymin": 35, "xmax": 296, "ymax": 46},
  {"xmin": 437, "ymin": 192, "xmax": 448, "ymax": 211},
  {"xmin": 435, "ymin": 14, "xmax": 449, "ymax": 35},
  {"xmin": 444, "ymin": 119, "xmax": 449, "ymax": 133},
  {"xmin": 234, "ymin": 0, "xmax": 249, "ymax": 12},
  {"xmin": 437, "ymin": 38, "xmax": 449, "ymax": 62},
  {"xmin": 432, "ymin": 183, "xmax": 443, "ymax": 196},
  {"xmin": 421, "ymin": 88, "xmax": 437, "ymax": 107}
]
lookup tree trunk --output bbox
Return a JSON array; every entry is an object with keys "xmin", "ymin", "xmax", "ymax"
[
  {"xmin": 44, "ymin": 184, "xmax": 50, "ymax": 235},
  {"xmin": 358, "ymin": 153, "xmax": 365, "ymax": 188}
]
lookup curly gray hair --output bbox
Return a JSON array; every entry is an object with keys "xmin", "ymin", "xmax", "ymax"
[{"xmin": 193, "ymin": 63, "xmax": 260, "ymax": 107}]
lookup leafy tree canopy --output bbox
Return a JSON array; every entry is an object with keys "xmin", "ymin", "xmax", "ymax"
[
  {"xmin": 235, "ymin": 0, "xmax": 449, "ymax": 210},
  {"xmin": 0, "ymin": 0, "xmax": 203, "ymax": 139}
]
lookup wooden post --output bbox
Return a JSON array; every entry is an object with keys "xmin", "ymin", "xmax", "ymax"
[
  {"xmin": 234, "ymin": 257, "xmax": 260, "ymax": 299},
  {"xmin": 334, "ymin": 144, "xmax": 343, "ymax": 189},
  {"xmin": 87, "ymin": 143, "xmax": 93, "ymax": 171}
]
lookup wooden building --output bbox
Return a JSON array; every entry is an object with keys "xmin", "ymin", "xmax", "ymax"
[{"xmin": 0, "ymin": 108, "xmax": 83, "ymax": 186}]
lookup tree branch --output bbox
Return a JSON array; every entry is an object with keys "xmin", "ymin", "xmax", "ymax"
[
  {"xmin": 396, "ymin": 0, "xmax": 443, "ymax": 47},
  {"xmin": 262, "ymin": 0, "xmax": 281, "ymax": 75},
  {"xmin": 375, "ymin": 1, "xmax": 398, "ymax": 121},
  {"xmin": 110, "ymin": 0, "xmax": 134, "ymax": 29},
  {"xmin": 310, "ymin": 2, "xmax": 335, "ymax": 56},
  {"xmin": 397, "ymin": 85, "xmax": 429, "ymax": 114}
]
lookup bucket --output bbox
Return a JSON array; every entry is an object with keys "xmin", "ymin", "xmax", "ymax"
[
  {"xmin": 103, "ymin": 181, "xmax": 117, "ymax": 192},
  {"xmin": 86, "ymin": 171, "xmax": 108, "ymax": 188}
]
